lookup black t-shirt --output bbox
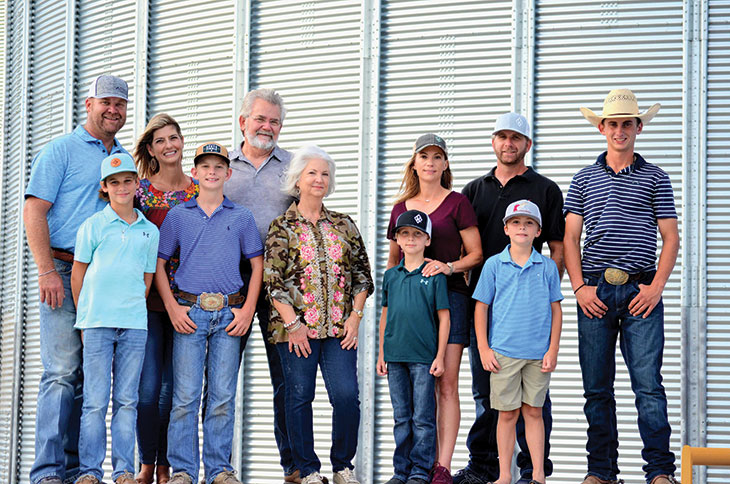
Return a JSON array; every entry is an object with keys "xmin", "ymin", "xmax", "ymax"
[{"xmin": 461, "ymin": 166, "xmax": 565, "ymax": 292}]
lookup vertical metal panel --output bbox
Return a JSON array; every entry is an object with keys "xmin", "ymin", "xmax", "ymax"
[
  {"xmin": 375, "ymin": 2, "xmax": 512, "ymax": 482},
  {"xmin": 705, "ymin": 1, "xmax": 730, "ymax": 483},
  {"xmin": 146, "ymin": 0, "xmax": 237, "ymax": 478},
  {"xmin": 533, "ymin": 1, "xmax": 685, "ymax": 482},
  {"xmin": 4, "ymin": 0, "xmax": 31, "ymax": 481},
  {"xmin": 243, "ymin": 1, "xmax": 363, "ymax": 482}
]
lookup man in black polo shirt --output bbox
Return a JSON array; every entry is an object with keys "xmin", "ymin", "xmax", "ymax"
[
  {"xmin": 564, "ymin": 89, "xmax": 679, "ymax": 484},
  {"xmin": 456, "ymin": 112, "xmax": 565, "ymax": 484}
]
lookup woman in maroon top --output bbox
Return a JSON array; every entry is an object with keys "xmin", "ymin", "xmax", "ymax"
[
  {"xmin": 387, "ymin": 134, "xmax": 482, "ymax": 483},
  {"xmin": 133, "ymin": 113, "xmax": 198, "ymax": 484}
]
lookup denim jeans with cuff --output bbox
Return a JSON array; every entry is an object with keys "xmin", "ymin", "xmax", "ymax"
[
  {"xmin": 276, "ymin": 337, "xmax": 359, "ymax": 476},
  {"xmin": 167, "ymin": 300, "xmax": 242, "ymax": 484},
  {"xmin": 578, "ymin": 271, "xmax": 675, "ymax": 483},
  {"xmin": 31, "ymin": 258, "xmax": 83, "ymax": 484},
  {"xmin": 78, "ymin": 327, "xmax": 147, "ymax": 482},
  {"xmin": 387, "ymin": 362, "xmax": 436, "ymax": 483}
]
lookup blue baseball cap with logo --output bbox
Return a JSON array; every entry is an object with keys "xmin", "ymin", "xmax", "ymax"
[{"xmin": 100, "ymin": 153, "xmax": 137, "ymax": 182}]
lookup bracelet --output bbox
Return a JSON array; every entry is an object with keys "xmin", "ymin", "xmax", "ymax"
[
  {"xmin": 283, "ymin": 316, "xmax": 300, "ymax": 329},
  {"xmin": 38, "ymin": 268, "xmax": 57, "ymax": 277},
  {"xmin": 573, "ymin": 283, "xmax": 586, "ymax": 294},
  {"xmin": 447, "ymin": 262, "xmax": 455, "ymax": 276},
  {"xmin": 285, "ymin": 322, "xmax": 302, "ymax": 333}
]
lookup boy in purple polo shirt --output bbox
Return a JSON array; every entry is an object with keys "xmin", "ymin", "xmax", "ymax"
[
  {"xmin": 155, "ymin": 142, "xmax": 263, "ymax": 484},
  {"xmin": 472, "ymin": 200, "xmax": 563, "ymax": 484}
]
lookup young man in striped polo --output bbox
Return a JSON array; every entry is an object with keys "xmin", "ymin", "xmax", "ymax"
[{"xmin": 563, "ymin": 89, "xmax": 680, "ymax": 484}]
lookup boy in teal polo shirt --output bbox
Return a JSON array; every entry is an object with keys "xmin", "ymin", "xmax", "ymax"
[
  {"xmin": 377, "ymin": 210, "xmax": 450, "ymax": 484},
  {"xmin": 71, "ymin": 153, "xmax": 159, "ymax": 484},
  {"xmin": 472, "ymin": 200, "xmax": 563, "ymax": 484}
]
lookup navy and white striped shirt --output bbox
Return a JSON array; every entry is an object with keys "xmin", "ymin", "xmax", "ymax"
[
  {"xmin": 158, "ymin": 196, "xmax": 264, "ymax": 295},
  {"xmin": 564, "ymin": 152, "xmax": 677, "ymax": 274}
]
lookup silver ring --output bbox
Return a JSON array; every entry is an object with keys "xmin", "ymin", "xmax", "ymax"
[
  {"xmin": 354, "ymin": 336, "xmax": 358, "ymax": 341},
  {"xmin": 435, "ymin": 265, "xmax": 439, "ymax": 269},
  {"xmin": 293, "ymin": 344, "xmax": 299, "ymax": 349}
]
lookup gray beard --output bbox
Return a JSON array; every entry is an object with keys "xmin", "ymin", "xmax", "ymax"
[{"xmin": 245, "ymin": 130, "xmax": 276, "ymax": 151}]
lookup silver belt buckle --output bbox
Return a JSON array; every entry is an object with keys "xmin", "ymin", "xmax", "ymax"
[
  {"xmin": 604, "ymin": 268, "xmax": 629, "ymax": 285},
  {"xmin": 200, "ymin": 292, "xmax": 225, "ymax": 311}
]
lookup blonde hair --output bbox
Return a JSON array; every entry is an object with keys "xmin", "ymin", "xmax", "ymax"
[
  {"xmin": 394, "ymin": 146, "xmax": 452, "ymax": 205},
  {"xmin": 134, "ymin": 113, "xmax": 183, "ymax": 179}
]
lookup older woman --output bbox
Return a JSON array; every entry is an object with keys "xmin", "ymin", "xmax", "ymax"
[
  {"xmin": 387, "ymin": 134, "xmax": 482, "ymax": 484},
  {"xmin": 133, "ymin": 113, "xmax": 198, "ymax": 484},
  {"xmin": 264, "ymin": 144, "xmax": 374, "ymax": 484}
]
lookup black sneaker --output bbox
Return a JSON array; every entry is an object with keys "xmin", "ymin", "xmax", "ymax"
[
  {"xmin": 384, "ymin": 479, "xmax": 405, "ymax": 484},
  {"xmin": 405, "ymin": 479, "xmax": 429, "ymax": 484},
  {"xmin": 453, "ymin": 467, "xmax": 491, "ymax": 484}
]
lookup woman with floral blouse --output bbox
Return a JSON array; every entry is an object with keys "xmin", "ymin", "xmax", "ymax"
[
  {"xmin": 133, "ymin": 113, "xmax": 198, "ymax": 484},
  {"xmin": 264, "ymin": 144, "xmax": 374, "ymax": 484}
]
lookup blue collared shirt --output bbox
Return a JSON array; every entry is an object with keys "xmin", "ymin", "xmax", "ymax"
[
  {"xmin": 224, "ymin": 143, "xmax": 294, "ymax": 243},
  {"xmin": 158, "ymin": 196, "xmax": 264, "ymax": 295},
  {"xmin": 472, "ymin": 246, "xmax": 563, "ymax": 360},
  {"xmin": 25, "ymin": 125, "xmax": 128, "ymax": 251},
  {"xmin": 74, "ymin": 205, "xmax": 159, "ymax": 330},
  {"xmin": 563, "ymin": 152, "xmax": 677, "ymax": 273}
]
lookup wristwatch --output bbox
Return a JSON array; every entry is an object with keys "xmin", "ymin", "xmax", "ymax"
[{"xmin": 352, "ymin": 308, "xmax": 364, "ymax": 318}]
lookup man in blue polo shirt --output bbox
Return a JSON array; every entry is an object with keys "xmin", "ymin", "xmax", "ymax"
[
  {"xmin": 23, "ymin": 74, "xmax": 129, "ymax": 484},
  {"xmin": 156, "ymin": 142, "xmax": 263, "ymax": 484},
  {"xmin": 564, "ymin": 89, "xmax": 680, "ymax": 484}
]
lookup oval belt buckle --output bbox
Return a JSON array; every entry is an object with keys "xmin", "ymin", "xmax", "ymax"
[
  {"xmin": 604, "ymin": 268, "xmax": 629, "ymax": 285},
  {"xmin": 200, "ymin": 292, "xmax": 225, "ymax": 311}
]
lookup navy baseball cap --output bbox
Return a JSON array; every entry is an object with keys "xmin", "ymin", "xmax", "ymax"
[{"xmin": 394, "ymin": 209, "xmax": 432, "ymax": 238}]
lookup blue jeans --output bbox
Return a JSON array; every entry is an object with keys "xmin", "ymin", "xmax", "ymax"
[
  {"xmin": 387, "ymin": 362, "xmax": 436, "ymax": 482},
  {"xmin": 466, "ymin": 308, "xmax": 553, "ymax": 480},
  {"xmin": 238, "ymin": 292, "xmax": 294, "ymax": 474},
  {"xmin": 276, "ymin": 338, "xmax": 359, "ymax": 476},
  {"xmin": 167, "ymin": 302, "xmax": 242, "ymax": 484},
  {"xmin": 137, "ymin": 310, "xmax": 173, "ymax": 466},
  {"xmin": 578, "ymin": 272, "xmax": 675, "ymax": 482},
  {"xmin": 31, "ymin": 258, "xmax": 83, "ymax": 484},
  {"xmin": 78, "ymin": 327, "xmax": 147, "ymax": 481}
]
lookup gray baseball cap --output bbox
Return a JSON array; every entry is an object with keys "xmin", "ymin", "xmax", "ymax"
[
  {"xmin": 492, "ymin": 112, "xmax": 531, "ymax": 140},
  {"xmin": 503, "ymin": 199, "xmax": 542, "ymax": 227},
  {"xmin": 87, "ymin": 75, "xmax": 129, "ymax": 101},
  {"xmin": 413, "ymin": 133, "xmax": 448, "ymax": 158}
]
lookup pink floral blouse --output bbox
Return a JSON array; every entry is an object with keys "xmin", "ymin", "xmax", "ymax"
[{"xmin": 264, "ymin": 202, "xmax": 374, "ymax": 344}]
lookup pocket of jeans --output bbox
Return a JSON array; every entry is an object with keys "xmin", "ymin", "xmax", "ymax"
[{"xmin": 54, "ymin": 259, "xmax": 72, "ymax": 275}]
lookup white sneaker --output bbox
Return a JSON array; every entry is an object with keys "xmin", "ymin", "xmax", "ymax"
[
  {"xmin": 302, "ymin": 472, "xmax": 325, "ymax": 484},
  {"xmin": 334, "ymin": 468, "xmax": 360, "ymax": 484}
]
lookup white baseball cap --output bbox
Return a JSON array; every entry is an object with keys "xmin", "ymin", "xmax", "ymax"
[{"xmin": 492, "ymin": 112, "xmax": 531, "ymax": 140}]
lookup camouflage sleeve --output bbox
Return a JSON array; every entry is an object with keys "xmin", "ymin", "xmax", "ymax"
[
  {"xmin": 345, "ymin": 215, "xmax": 374, "ymax": 297},
  {"xmin": 264, "ymin": 216, "xmax": 295, "ymax": 307}
]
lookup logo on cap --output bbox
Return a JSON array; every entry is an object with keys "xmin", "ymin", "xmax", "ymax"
[
  {"xmin": 110, "ymin": 158, "xmax": 121, "ymax": 167},
  {"xmin": 203, "ymin": 143, "xmax": 221, "ymax": 154},
  {"xmin": 513, "ymin": 201, "xmax": 528, "ymax": 212},
  {"xmin": 414, "ymin": 214, "xmax": 423, "ymax": 223}
]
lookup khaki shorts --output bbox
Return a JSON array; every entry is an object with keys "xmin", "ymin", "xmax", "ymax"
[{"xmin": 489, "ymin": 351, "xmax": 550, "ymax": 411}]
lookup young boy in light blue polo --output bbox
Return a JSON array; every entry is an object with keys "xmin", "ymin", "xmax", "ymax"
[
  {"xmin": 156, "ymin": 142, "xmax": 263, "ymax": 484},
  {"xmin": 376, "ymin": 210, "xmax": 450, "ymax": 484},
  {"xmin": 472, "ymin": 200, "xmax": 563, "ymax": 484},
  {"xmin": 71, "ymin": 153, "xmax": 160, "ymax": 484}
]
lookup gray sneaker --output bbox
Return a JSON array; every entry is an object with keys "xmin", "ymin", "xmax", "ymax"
[
  {"xmin": 115, "ymin": 472, "xmax": 137, "ymax": 484},
  {"xmin": 38, "ymin": 478, "xmax": 63, "ymax": 484},
  {"xmin": 211, "ymin": 470, "xmax": 241, "ymax": 484},
  {"xmin": 333, "ymin": 468, "xmax": 360, "ymax": 484},
  {"xmin": 75, "ymin": 475, "xmax": 101, "ymax": 484},
  {"xmin": 168, "ymin": 472, "xmax": 194, "ymax": 484}
]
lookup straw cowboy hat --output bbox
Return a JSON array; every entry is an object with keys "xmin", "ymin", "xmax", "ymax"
[{"xmin": 580, "ymin": 88, "xmax": 661, "ymax": 127}]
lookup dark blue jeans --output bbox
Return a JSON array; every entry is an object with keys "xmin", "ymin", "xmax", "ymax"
[
  {"xmin": 387, "ymin": 362, "xmax": 436, "ymax": 483},
  {"xmin": 578, "ymin": 272, "xmax": 675, "ymax": 483},
  {"xmin": 276, "ymin": 338, "xmax": 359, "ymax": 476},
  {"xmin": 239, "ymin": 294, "xmax": 294, "ymax": 474},
  {"xmin": 466, "ymin": 310, "xmax": 553, "ymax": 480},
  {"xmin": 136, "ymin": 310, "xmax": 173, "ymax": 466}
]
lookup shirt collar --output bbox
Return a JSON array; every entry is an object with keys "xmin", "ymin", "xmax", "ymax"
[
  {"xmin": 284, "ymin": 201, "xmax": 335, "ymax": 223},
  {"xmin": 498, "ymin": 244, "xmax": 542, "ymax": 267},
  {"xmin": 183, "ymin": 195, "xmax": 235, "ymax": 209},
  {"xmin": 485, "ymin": 165, "xmax": 537, "ymax": 183},
  {"xmin": 102, "ymin": 204, "xmax": 145, "ymax": 226},
  {"xmin": 595, "ymin": 151, "xmax": 647, "ymax": 173},
  {"xmin": 395, "ymin": 259, "xmax": 427, "ymax": 275},
  {"xmin": 229, "ymin": 142, "xmax": 286, "ymax": 166},
  {"xmin": 74, "ymin": 125, "xmax": 123, "ymax": 152}
]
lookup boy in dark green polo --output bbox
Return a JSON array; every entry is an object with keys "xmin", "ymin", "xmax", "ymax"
[{"xmin": 377, "ymin": 210, "xmax": 450, "ymax": 484}]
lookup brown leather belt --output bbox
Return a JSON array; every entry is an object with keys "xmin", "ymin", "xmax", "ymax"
[
  {"xmin": 177, "ymin": 290, "xmax": 245, "ymax": 311},
  {"xmin": 51, "ymin": 248, "xmax": 74, "ymax": 263}
]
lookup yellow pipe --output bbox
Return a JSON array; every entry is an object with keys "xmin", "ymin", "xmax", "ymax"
[{"xmin": 681, "ymin": 445, "xmax": 730, "ymax": 483}]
